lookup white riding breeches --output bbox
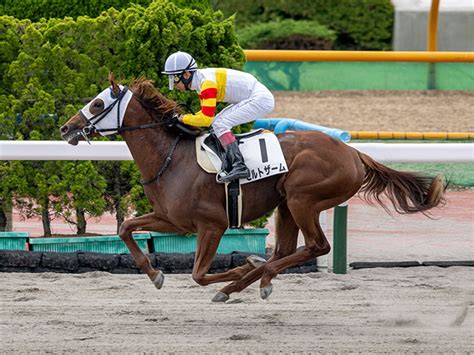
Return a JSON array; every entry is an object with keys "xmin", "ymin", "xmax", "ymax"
[{"xmin": 211, "ymin": 82, "xmax": 274, "ymax": 138}]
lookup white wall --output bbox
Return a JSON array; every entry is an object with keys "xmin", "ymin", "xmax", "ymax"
[{"xmin": 392, "ymin": 0, "xmax": 474, "ymax": 51}]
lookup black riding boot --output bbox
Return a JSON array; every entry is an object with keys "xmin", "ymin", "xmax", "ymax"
[{"xmin": 221, "ymin": 141, "xmax": 250, "ymax": 182}]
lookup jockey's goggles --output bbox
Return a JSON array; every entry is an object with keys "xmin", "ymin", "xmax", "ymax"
[
  {"xmin": 168, "ymin": 71, "xmax": 194, "ymax": 90},
  {"xmin": 168, "ymin": 74, "xmax": 181, "ymax": 90}
]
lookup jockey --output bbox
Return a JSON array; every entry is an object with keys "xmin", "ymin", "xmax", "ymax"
[{"xmin": 162, "ymin": 51, "xmax": 274, "ymax": 182}]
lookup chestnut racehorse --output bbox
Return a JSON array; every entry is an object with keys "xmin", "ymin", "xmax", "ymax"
[{"xmin": 60, "ymin": 75, "xmax": 446, "ymax": 302}]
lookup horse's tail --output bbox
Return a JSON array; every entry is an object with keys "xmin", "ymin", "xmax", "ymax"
[{"xmin": 357, "ymin": 152, "xmax": 447, "ymax": 215}]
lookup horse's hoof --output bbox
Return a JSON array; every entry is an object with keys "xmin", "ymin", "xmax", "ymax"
[
  {"xmin": 260, "ymin": 284, "xmax": 273, "ymax": 300},
  {"xmin": 152, "ymin": 271, "xmax": 165, "ymax": 290},
  {"xmin": 212, "ymin": 291, "xmax": 229, "ymax": 303},
  {"xmin": 247, "ymin": 255, "xmax": 267, "ymax": 268}
]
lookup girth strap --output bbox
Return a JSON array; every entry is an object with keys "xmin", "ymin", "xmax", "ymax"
[{"xmin": 226, "ymin": 179, "xmax": 242, "ymax": 228}]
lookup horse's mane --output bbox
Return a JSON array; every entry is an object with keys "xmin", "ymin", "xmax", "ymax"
[{"xmin": 130, "ymin": 78, "xmax": 182, "ymax": 121}]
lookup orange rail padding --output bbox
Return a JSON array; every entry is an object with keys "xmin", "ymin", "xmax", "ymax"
[
  {"xmin": 349, "ymin": 132, "xmax": 474, "ymax": 140},
  {"xmin": 244, "ymin": 50, "xmax": 474, "ymax": 63}
]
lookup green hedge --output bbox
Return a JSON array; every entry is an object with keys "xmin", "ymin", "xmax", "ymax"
[
  {"xmin": 0, "ymin": 0, "xmax": 244, "ymax": 236},
  {"xmin": 214, "ymin": 0, "xmax": 394, "ymax": 50},
  {"xmin": 237, "ymin": 19, "xmax": 336, "ymax": 49},
  {"xmin": 0, "ymin": 0, "xmax": 211, "ymax": 22},
  {"xmin": 0, "ymin": 0, "xmax": 150, "ymax": 21},
  {"xmin": 1, "ymin": 0, "xmax": 244, "ymax": 138}
]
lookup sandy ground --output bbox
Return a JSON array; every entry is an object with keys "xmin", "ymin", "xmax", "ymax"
[
  {"xmin": 3, "ymin": 91, "xmax": 473, "ymax": 353},
  {"xmin": 272, "ymin": 91, "xmax": 474, "ymax": 132},
  {"xmin": 1, "ymin": 269, "xmax": 473, "ymax": 353}
]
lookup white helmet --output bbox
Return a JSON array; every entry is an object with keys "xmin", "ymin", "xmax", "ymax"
[{"xmin": 162, "ymin": 51, "xmax": 198, "ymax": 90}]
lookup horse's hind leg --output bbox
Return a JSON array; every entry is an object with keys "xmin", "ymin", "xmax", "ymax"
[
  {"xmin": 191, "ymin": 227, "xmax": 254, "ymax": 288},
  {"xmin": 214, "ymin": 202, "xmax": 299, "ymax": 301},
  {"xmin": 192, "ymin": 227, "xmax": 272, "ymax": 292},
  {"xmin": 259, "ymin": 200, "xmax": 330, "ymax": 299}
]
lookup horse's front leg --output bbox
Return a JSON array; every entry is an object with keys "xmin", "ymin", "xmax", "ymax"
[{"xmin": 118, "ymin": 213, "xmax": 175, "ymax": 289}]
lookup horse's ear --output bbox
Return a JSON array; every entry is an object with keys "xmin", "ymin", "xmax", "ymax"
[{"xmin": 108, "ymin": 72, "xmax": 120, "ymax": 96}]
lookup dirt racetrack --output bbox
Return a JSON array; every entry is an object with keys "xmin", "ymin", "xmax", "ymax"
[
  {"xmin": 1, "ymin": 268, "xmax": 473, "ymax": 353},
  {"xmin": 272, "ymin": 90, "xmax": 474, "ymax": 132},
  {"xmin": 2, "ymin": 90, "xmax": 473, "ymax": 353}
]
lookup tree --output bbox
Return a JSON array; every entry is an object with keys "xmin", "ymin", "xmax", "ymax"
[
  {"xmin": 0, "ymin": 18, "xmax": 108, "ymax": 236},
  {"xmin": 94, "ymin": 160, "xmax": 137, "ymax": 233},
  {"xmin": 214, "ymin": 0, "xmax": 394, "ymax": 50},
  {"xmin": 0, "ymin": 0, "xmax": 245, "ymax": 235},
  {"xmin": 52, "ymin": 162, "xmax": 107, "ymax": 235}
]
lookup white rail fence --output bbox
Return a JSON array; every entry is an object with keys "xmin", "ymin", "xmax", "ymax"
[{"xmin": 1, "ymin": 141, "xmax": 473, "ymax": 162}]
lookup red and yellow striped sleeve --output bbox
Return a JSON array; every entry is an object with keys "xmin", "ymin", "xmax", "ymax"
[{"xmin": 182, "ymin": 80, "xmax": 218, "ymax": 127}]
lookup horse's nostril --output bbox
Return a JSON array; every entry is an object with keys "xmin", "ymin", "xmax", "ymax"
[{"xmin": 60, "ymin": 125, "xmax": 69, "ymax": 134}]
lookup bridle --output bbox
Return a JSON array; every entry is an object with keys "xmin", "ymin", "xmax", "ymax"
[
  {"xmin": 78, "ymin": 86, "xmax": 173, "ymax": 142},
  {"xmin": 77, "ymin": 85, "xmax": 182, "ymax": 186}
]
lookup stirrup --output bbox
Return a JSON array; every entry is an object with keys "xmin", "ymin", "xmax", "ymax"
[
  {"xmin": 216, "ymin": 170, "xmax": 228, "ymax": 184},
  {"xmin": 219, "ymin": 168, "xmax": 249, "ymax": 183}
]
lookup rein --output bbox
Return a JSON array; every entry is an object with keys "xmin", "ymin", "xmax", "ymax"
[{"xmin": 141, "ymin": 133, "xmax": 182, "ymax": 186}]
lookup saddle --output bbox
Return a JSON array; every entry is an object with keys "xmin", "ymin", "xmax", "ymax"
[
  {"xmin": 195, "ymin": 129, "xmax": 289, "ymax": 228},
  {"xmin": 196, "ymin": 130, "xmax": 288, "ymax": 184}
]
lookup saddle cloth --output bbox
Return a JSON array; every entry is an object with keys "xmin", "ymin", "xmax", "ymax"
[{"xmin": 195, "ymin": 130, "xmax": 288, "ymax": 184}]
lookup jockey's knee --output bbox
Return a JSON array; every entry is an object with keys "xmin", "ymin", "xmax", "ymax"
[
  {"xmin": 192, "ymin": 272, "xmax": 210, "ymax": 286},
  {"xmin": 257, "ymin": 93, "xmax": 274, "ymax": 115},
  {"xmin": 265, "ymin": 93, "xmax": 275, "ymax": 112}
]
